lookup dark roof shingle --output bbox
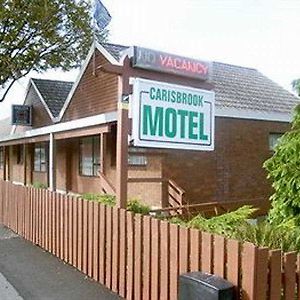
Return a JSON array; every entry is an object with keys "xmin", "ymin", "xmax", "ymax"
[
  {"xmin": 101, "ymin": 43, "xmax": 128, "ymax": 60},
  {"xmin": 102, "ymin": 43, "xmax": 299, "ymax": 114},
  {"xmin": 32, "ymin": 78, "xmax": 73, "ymax": 118},
  {"xmin": 212, "ymin": 62, "xmax": 298, "ymax": 113}
]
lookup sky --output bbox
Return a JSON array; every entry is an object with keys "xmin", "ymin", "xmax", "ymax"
[{"xmin": 0, "ymin": 0, "xmax": 300, "ymax": 120}]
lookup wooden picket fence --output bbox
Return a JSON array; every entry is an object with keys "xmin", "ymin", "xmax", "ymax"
[{"xmin": 0, "ymin": 180, "xmax": 300, "ymax": 300}]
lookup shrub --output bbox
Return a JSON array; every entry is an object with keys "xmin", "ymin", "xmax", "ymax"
[
  {"xmin": 233, "ymin": 221, "xmax": 300, "ymax": 253},
  {"xmin": 127, "ymin": 198, "xmax": 151, "ymax": 215},
  {"xmin": 264, "ymin": 105, "xmax": 300, "ymax": 226},
  {"xmin": 32, "ymin": 182, "xmax": 47, "ymax": 189},
  {"xmin": 169, "ymin": 205, "xmax": 257, "ymax": 236},
  {"xmin": 82, "ymin": 193, "xmax": 116, "ymax": 207},
  {"xmin": 186, "ymin": 205, "xmax": 257, "ymax": 236}
]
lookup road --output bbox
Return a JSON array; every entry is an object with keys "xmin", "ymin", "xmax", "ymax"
[{"xmin": 0, "ymin": 225, "xmax": 121, "ymax": 300}]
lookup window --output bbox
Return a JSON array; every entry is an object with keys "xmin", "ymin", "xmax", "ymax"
[
  {"xmin": 79, "ymin": 136, "xmax": 100, "ymax": 176},
  {"xmin": 34, "ymin": 143, "xmax": 47, "ymax": 172},
  {"xmin": 0, "ymin": 147, "xmax": 4, "ymax": 169},
  {"xmin": 269, "ymin": 133, "xmax": 283, "ymax": 151},
  {"xmin": 128, "ymin": 154, "xmax": 147, "ymax": 166}
]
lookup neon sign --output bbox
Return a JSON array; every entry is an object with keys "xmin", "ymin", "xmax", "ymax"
[{"xmin": 133, "ymin": 47, "xmax": 210, "ymax": 81}]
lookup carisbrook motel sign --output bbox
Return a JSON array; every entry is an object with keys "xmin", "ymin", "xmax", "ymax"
[{"xmin": 132, "ymin": 78, "xmax": 215, "ymax": 151}]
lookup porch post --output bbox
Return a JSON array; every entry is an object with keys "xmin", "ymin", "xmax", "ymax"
[
  {"xmin": 116, "ymin": 102, "xmax": 129, "ymax": 208},
  {"xmin": 49, "ymin": 133, "xmax": 56, "ymax": 191},
  {"xmin": 2, "ymin": 147, "xmax": 5, "ymax": 181},
  {"xmin": 100, "ymin": 133, "xmax": 106, "ymax": 174},
  {"xmin": 116, "ymin": 57, "xmax": 131, "ymax": 208},
  {"xmin": 6, "ymin": 146, "xmax": 10, "ymax": 181},
  {"xmin": 23, "ymin": 144, "xmax": 27, "ymax": 186}
]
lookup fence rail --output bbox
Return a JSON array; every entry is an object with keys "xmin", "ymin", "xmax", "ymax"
[{"xmin": 0, "ymin": 180, "xmax": 299, "ymax": 300}]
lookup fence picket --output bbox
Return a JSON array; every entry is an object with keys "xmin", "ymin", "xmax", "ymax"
[
  {"xmin": 189, "ymin": 228, "xmax": 200, "ymax": 272},
  {"xmin": 283, "ymin": 252, "xmax": 297, "ymax": 300},
  {"xmin": 159, "ymin": 221, "xmax": 169, "ymax": 300},
  {"xmin": 227, "ymin": 239, "xmax": 240, "ymax": 299},
  {"xmin": 105, "ymin": 205, "xmax": 113, "ymax": 289},
  {"xmin": 119, "ymin": 209, "xmax": 127, "ymax": 298},
  {"xmin": 64, "ymin": 195, "xmax": 69, "ymax": 263},
  {"xmin": 134, "ymin": 214, "xmax": 142, "ymax": 300},
  {"xmin": 68, "ymin": 196, "xmax": 73, "ymax": 265},
  {"xmin": 297, "ymin": 255, "xmax": 300, "ymax": 299},
  {"xmin": 72, "ymin": 196, "xmax": 78, "ymax": 267},
  {"xmin": 77, "ymin": 198, "xmax": 83, "ymax": 271},
  {"xmin": 269, "ymin": 250, "xmax": 282, "ymax": 300},
  {"xmin": 142, "ymin": 215, "xmax": 151, "ymax": 300},
  {"xmin": 1, "ymin": 181, "xmax": 299, "ymax": 300},
  {"xmin": 256, "ymin": 247, "xmax": 269, "ymax": 300},
  {"xmin": 112, "ymin": 207, "xmax": 120, "ymax": 293},
  {"xmin": 201, "ymin": 232, "xmax": 213, "ymax": 273},
  {"xmin": 88, "ymin": 201, "xmax": 94, "ymax": 278},
  {"xmin": 93, "ymin": 202, "xmax": 99, "ymax": 282},
  {"xmin": 169, "ymin": 223, "xmax": 179, "ymax": 300},
  {"xmin": 179, "ymin": 227, "xmax": 189, "ymax": 276},
  {"xmin": 213, "ymin": 235, "xmax": 226, "ymax": 277},
  {"xmin": 99, "ymin": 204, "xmax": 106, "ymax": 285},
  {"xmin": 241, "ymin": 243, "xmax": 257, "ymax": 300},
  {"xmin": 126, "ymin": 211, "xmax": 134, "ymax": 300},
  {"xmin": 151, "ymin": 218, "xmax": 160, "ymax": 300}
]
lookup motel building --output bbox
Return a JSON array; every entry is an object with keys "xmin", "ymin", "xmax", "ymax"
[{"xmin": 0, "ymin": 43, "xmax": 299, "ymax": 210}]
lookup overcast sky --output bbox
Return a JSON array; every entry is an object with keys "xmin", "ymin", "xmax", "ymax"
[{"xmin": 0, "ymin": 0, "xmax": 299, "ymax": 120}]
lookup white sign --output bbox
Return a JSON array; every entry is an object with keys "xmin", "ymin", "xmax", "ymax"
[{"xmin": 132, "ymin": 78, "xmax": 215, "ymax": 151}]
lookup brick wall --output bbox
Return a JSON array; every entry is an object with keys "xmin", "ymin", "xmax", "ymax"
[{"xmin": 163, "ymin": 117, "xmax": 290, "ymax": 204}]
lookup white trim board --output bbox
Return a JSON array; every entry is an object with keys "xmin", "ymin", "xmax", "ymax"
[
  {"xmin": 0, "ymin": 111, "xmax": 117, "ymax": 143},
  {"xmin": 215, "ymin": 107, "xmax": 292, "ymax": 123}
]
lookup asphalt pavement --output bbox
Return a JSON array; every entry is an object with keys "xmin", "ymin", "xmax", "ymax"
[{"xmin": 0, "ymin": 225, "xmax": 121, "ymax": 300}]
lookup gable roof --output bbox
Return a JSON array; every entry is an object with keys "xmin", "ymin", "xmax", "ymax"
[
  {"xmin": 57, "ymin": 42, "xmax": 299, "ymax": 123},
  {"xmin": 31, "ymin": 78, "xmax": 73, "ymax": 118},
  {"xmin": 212, "ymin": 62, "xmax": 298, "ymax": 114},
  {"xmin": 102, "ymin": 43, "xmax": 299, "ymax": 117},
  {"xmin": 101, "ymin": 43, "xmax": 128, "ymax": 60}
]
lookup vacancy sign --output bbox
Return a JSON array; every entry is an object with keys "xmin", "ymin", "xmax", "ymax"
[{"xmin": 132, "ymin": 78, "xmax": 215, "ymax": 151}]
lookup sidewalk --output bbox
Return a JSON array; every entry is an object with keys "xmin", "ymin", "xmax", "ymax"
[{"xmin": 0, "ymin": 225, "xmax": 121, "ymax": 300}]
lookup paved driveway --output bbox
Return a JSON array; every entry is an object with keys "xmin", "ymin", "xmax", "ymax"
[{"xmin": 0, "ymin": 225, "xmax": 121, "ymax": 300}]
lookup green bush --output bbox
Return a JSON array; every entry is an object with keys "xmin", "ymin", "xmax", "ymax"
[
  {"xmin": 233, "ymin": 221, "xmax": 300, "ymax": 253},
  {"xmin": 187, "ymin": 205, "xmax": 257, "ymax": 236},
  {"xmin": 82, "ymin": 193, "xmax": 116, "ymax": 207},
  {"xmin": 169, "ymin": 205, "xmax": 257, "ymax": 236},
  {"xmin": 32, "ymin": 182, "xmax": 47, "ymax": 189},
  {"xmin": 127, "ymin": 198, "xmax": 151, "ymax": 215},
  {"xmin": 264, "ymin": 105, "xmax": 300, "ymax": 226}
]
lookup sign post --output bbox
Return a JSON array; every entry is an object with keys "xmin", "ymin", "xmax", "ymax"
[{"xmin": 132, "ymin": 78, "xmax": 215, "ymax": 151}]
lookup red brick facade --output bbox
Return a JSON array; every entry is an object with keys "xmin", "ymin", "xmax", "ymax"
[{"xmin": 163, "ymin": 117, "xmax": 290, "ymax": 204}]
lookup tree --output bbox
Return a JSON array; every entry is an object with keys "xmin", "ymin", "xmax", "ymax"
[
  {"xmin": 264, "ymin": 105, "xmax": 300, "ymax": 225},
  {"xmin": 0, "ymin": 0, "xmax": 107, "ymax": 101},
  {"xmin": 292, "ymin": 79, "xmax": 300, "ymax": 96}
]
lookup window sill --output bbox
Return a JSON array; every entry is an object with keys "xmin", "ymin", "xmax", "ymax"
[{"xmin": 79, "ymin": 174, "xmax": 100, "ymax": 178}]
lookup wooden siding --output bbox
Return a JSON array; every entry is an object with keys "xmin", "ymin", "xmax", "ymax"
[{"xmin": 62, "ymin": 50, "xmax": 119, "ymax": 122}]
